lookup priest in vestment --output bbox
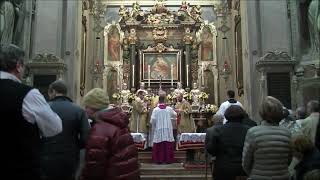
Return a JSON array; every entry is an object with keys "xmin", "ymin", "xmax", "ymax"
[
  {"xmin": 175, "ymin": 92, "xmax": 195, "ymax": 133},
  {"xmin": 130, "ymin": 90, "xmax": 149, "ymax": 133},
  {"xmin": 150, "ymin": 93, "xmax": 177, "ymax": 164}
]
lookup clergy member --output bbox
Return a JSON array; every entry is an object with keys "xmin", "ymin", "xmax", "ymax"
[
  {"xmin": 175, "ymin": 92, "xmax": 195, "ymax": 133},
  {"xmin": 150, "ymin": 91, "xmax": 177, "ymax": 164},
  {"xmin": 130, "ymin": 90, "xmax": 149, "ymax": 133}
]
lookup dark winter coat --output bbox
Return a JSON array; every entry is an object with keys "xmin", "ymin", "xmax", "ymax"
[
  {"xmin": 81, "ymin": 107, "xmax": 140, "ymax": 180},
  {"xmin": 205, "ymin": 122, "xmax": 250, "ymax": 180},
  {"xmin": 295, "ymin": 149, "xmax": 320, "ymax": 180},
  {"xmin": 40, "ymin": 96, "xmax": 90, "ymax": 180}
]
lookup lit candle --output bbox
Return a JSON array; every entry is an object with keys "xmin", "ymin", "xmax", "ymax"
[
  {"xmin": 148, "ymin": 65, "xmax": 151, "ymax": 87},
  {"xmin": 202, "ymin": 62, "xmax": 204, "ymax": 86},
  {"xmin": 171, "ymin": 64, "xmax": 174, "ymax": 87},
  {"xmin": 186, "ymin": 64, "xmax": 189, "ymax": 87},
  {"xmin": 132, "ymin": 65, "xmax": 135, "ymax": 87}
]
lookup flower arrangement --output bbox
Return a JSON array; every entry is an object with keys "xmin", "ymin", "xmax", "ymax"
[
  {"xmin": 144, "ymin": 94, "xmax": 153, "ymax": 101},
  {"xmin": 199, "ymin": 92, "xmax": 209, "ymax": 101},
  {"xmin": 112, "ymin": 93, "xmax": 121, "ymax": 100},
  {"xmin": 167, "ymin": 94, "xmax": 173, "ymax": 101},
  {"xmin": 205, "ymin": 104, "xmax": 218, "ymax": 114},
  {"xmin": 128, "ymin": 93, "xmax": 136, "ymax": 102}
]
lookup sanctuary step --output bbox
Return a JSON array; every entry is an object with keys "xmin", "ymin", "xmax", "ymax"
[
  {"xmin": 140, "ymin": 163, "xmax": 212, "ymax": 180},
  {"xmin": 138, "ymin": 151, "xmax": 187, "ymax": 163}
]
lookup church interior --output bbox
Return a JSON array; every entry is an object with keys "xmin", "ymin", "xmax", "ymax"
[{"xmin": 1, "ymin": 0, "xmax": 319, "ymax": 179}]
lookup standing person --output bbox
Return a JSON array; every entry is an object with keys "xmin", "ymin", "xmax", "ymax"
[
  {"xmin": 40, "ymin": 80, "xmax": 90, "ymax": 180},
  {"xmin": 150, "ymin": 92, "xmax": 177, "ymax": 164},
  {"xmin": 242, "ymin": 96, "xmax": 292, "ymax": 180},
  {"xmin": 301, "ymin": 100, "xmax": 319, "ymax": 145},
  {"xmin": 241, "ymin": 112, "xmax": 257, "ymax": 127},
  {"xmin": 175, "ymin": 92, "xmax": 194, "ymax": 133},
  {"xmin": 205, "ymin": 105, "xmax": 250, "ymax": 180},
  {"xmin": 130, "ymin": 90, "xmax": 149, "ymax": 133},
  {"xmin": 0, "ymin": 44, "xmax": 62, "ymax": 179},
  {"xmin": 280, "ymin": 107, "xmax": 302, "ymax": 135},
  {"xmin": 216, "ymin": 90, "xmax": 243, "ymax": 124},
  {"xmin": 81, "ymin": 88, "xmax": 140, "ymax": 180},
  {"xmin": 295, "ymin": 107, "xmax": 307, "ymax": 126}
]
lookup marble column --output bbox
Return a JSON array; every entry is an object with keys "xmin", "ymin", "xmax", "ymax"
[{"xmin": 130, "ymin": 44, "xmax": 136, "ymax": 91}]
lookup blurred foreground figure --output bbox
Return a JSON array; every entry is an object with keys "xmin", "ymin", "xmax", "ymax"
[
  {"xmin": 0, "ymin": 44, "xmax": 62, "ymax": 179},
  {"xmin": 81, "ymin": 88, "xmax": 140, "ymax": 180}
]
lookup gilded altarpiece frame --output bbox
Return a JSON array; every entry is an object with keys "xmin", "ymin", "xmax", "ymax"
[
  {"xmin": 103, "ymin": 24, "xmax": 124, "ymax": 99},
  {"xmin": 139, "ymin": 46, "xmax": 182, "ymax": 85},
  {"xmin": 196, "ymin": 23, "xmax": 218, "ymax": 104}
]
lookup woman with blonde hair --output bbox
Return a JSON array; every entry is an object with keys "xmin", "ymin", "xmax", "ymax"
[{"xmin": 242, "ymin": 96, "xmax": 292, "ymax": 180}]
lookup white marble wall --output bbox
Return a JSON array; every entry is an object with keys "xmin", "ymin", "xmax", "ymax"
[
  {"xmin": 32, "ymin": 0, "xmax": 82, "ymax": 102},
  {"xmin": 240, "ymin": 0, "xmax": 291, "ymax": 121}
]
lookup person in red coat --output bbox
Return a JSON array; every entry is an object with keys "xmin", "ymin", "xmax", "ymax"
[{"xmin": 81, "ymin": 88, "xmax": 140, "ymax": 180}]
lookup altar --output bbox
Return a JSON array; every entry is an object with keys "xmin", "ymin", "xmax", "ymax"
[
  {"xmin": 103, "ymin": 1, "xmax": 219, "ymax": 166},
  {"xmin": 103, "ymin": 0, "xmax": 219, "ymax": 103}
]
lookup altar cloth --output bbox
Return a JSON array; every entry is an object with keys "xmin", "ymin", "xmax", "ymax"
[
  {"xmin": 176, "ymin": 133, "xmax": 206, "ymax": 150},
  {"xmin": 131, "ymin": 133, "xmax": 147, "ymax": 150}
]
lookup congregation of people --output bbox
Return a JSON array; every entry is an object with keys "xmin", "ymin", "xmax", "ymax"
[{"xmin": 1, "ymin": 43, "xmax": 319, "ymax": 180}]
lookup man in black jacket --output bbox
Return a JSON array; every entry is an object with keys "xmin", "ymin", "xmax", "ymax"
[
  {"xmin": 205, "ymin": 105, "xmax": 249, "ymax": 180},
  {"xmin": 40, "ymin": 80, "xmax": 90, "ymax": 180}
]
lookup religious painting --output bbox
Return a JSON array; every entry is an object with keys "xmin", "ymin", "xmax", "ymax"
[
  {"xmin": 107, "ymin": 26, "xmax": 120, "ymax": 61},
  {"xmin": 106, "ymin": 69, "xmax": 118, "ymax": 103},
  {"xmin": 142, "ymin": 53, "xmax": 180, "ymax": 81},
  {"xmin": 201, "ymin": 26, "xmax": 214, "ymax": 61}
]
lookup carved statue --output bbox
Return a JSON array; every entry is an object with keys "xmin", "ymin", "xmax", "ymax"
[
  {"xmin": 152, "ymin": 26, "xmax": 168, "ymax": 43},
  {"xmin": 120, "ymin": 83, "xmax": 131, "ymax": 104},
  {"xmin": 122, "ymin": 38, "xmax": 130, "ymax": 61},
  {"xmin": 128, "ymin": 28, "xmax": 137, "ymax": 44},
  {"xmin": 137, "ymin": 82, "xmax": 148, "ymax": 95},
  {"xmin": 0, "ymin": 0, "xmax": 24, "ymax": 45},
  {"xmin": 190, "ymin": 5, "xmax": 203, "ymax": 22},
  {"xmin": 152, "ymin": 2, "xmax": 168, "ymax": 14},
  {"xmin": 130, "ymin": 2, "xmax": 143, "ymax": 19},
  {"xmin": 190, "ymin": 82, "xmax": 201, "ymax": 105},
  {"xmin": 118, "ymin": 5, "xmax": 129, "ymax": 21},
  {"xmin": 174, "ymin": 82, "xmax": 186, "ymax": 97},
  {"xmin": 179, "ymin": 1, "xmax": 189, "ymax": 12},
  {"xmin": 307, "ymin": 0, "xmax": 320, "ymax": 59},
  {"xmin": 183, "ymin": 27, "xmax": 194, "ymax": 44},
  {"xmin": 0, "ymin": 0, "xmax": 15, "ymax": 44}
]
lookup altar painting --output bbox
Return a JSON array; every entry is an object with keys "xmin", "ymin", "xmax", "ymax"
[
  {"xmin": 201, "ymin": 27, "xmax": 214, "ymax": 61},
  {"xmin": 142, "ymin": 53, "xmax": 179, "ymax": 81},
  {"xmin": 107, "ymin": 26, "xmax": 120, "ymax": 61}
]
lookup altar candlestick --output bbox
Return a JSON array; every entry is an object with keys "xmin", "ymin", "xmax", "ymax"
[
  {"xmin": 148, "ymin": 65, "xmax": 151, "ymax": 87},
  {"xmin": 132, "ymin": 65, "xmax": 135, "ymax": 87},
  {"xmin": 202, "ymin": 62, "xmax": 204, "ymax": 86},
  {"xmin": 186, "ymin": 64, "xmax": 189, "ymax": 87},
  {"xmin": 171, "ymin": 64, "xmax": 174, "ymax": 87}
]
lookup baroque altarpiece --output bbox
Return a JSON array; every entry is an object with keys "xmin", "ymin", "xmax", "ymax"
[{"xmin": 99, "ymin": 1, "xmax": 218, "ymax": 106}]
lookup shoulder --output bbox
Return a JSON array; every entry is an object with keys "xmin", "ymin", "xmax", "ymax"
[
  {"xmin": 91, "ymin": 121, "xmax": 117, "ymax": 138},
  {"xmin": 220, "ymin": 101, "xmax": 229, "ymax": 106}
]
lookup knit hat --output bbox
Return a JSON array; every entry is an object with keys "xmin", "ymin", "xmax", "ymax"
[{"xmin": 83, "ymin": 88, "xmax": 109, "ymax": 110}]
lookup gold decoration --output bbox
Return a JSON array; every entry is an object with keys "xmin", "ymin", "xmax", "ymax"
[{"xmin": 128, "ymin": 28, "xmax": 138, "ymax": 44}]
